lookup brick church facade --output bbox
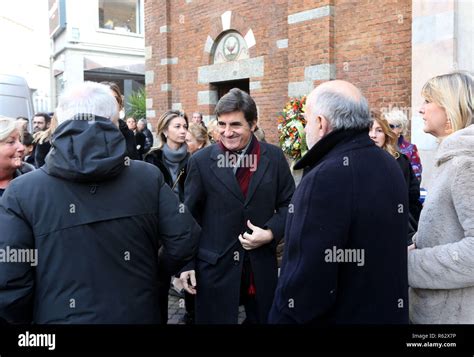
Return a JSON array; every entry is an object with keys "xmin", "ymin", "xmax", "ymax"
[{"xmin": 144, "ymin": 0, "xmax": 411, "ymax": 144}]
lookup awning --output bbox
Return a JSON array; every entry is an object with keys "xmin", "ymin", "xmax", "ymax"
[{"xmin": 83, "ymin": 55, "xmax": 145, "ymax": 75}]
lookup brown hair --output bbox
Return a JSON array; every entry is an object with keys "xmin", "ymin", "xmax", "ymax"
[
  {"xmin": 370, "ymin": 110, "xmax": 400, "ymax": 159},
  {"xmin": 215, "ymin": 88, "xmax": 257, "ymax": 125},
  {"xmin": 187, "ymin": 123, "xmax": 209, "ymax": 148},
  {"xmin": 101, "ymin": 81, "xmax": 123, "ymax": 109},
  {"xmin": 156, "ymin": 110, "xmax": 188, "ymax": 149},
  {"xmin": 34, "ymin": 113, "xmax": 58, "ymax": 145}
]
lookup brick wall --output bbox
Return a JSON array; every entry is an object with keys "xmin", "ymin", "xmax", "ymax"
[
  {"xmin": 145, "ymin": 0, "xmax": 411, "ymax": 143},
  {"xmin": 335, "ymin": 0, "xmax": 412, "ymax": 134}
]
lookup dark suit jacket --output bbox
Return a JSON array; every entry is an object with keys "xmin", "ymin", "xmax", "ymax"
[{"xmin": 184, "ymin": 140, "xmax": 295, "ymax": 323}]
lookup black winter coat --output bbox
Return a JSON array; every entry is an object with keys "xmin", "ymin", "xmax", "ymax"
[
  {"xmin": 269, "ymin": 129, "xmax": 409, "ymax": 324},
  {"xmin": 0, "ymin": 164, "xmax": 34, "ymax": 198},
  {"xmin": 397, "ymin": 153, "xmax": 422, "ymax": 244},
  {"xmin": 397, "ymin": 154, "xmax": 422, "ymax": 220},
  {"xmin": 144, "ymin": 148, "xmax": 189, "ymax": 203},
  {"xmin": 184, "ymin": 141, "xmax": 295, "ymax": 323},
  {"xmin": 34, "ymin": 140, "xmax": 51, "ymax": 168},
  {"xmin": 134, "ymin": 131, "xmax": 146, "ymax": 160},
  {"xmin": 0, "ymin": 116, "xmax": 199, "ymax": 324},
  {"xmin": 118, "ymin": 119, "xmax": 139, "ymax": 160},
  {"xmin": 141, "ymin": 128, "xmax": 154, "ymax": 153}
]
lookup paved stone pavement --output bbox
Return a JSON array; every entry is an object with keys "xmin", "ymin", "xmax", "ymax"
[{"xmin": 167, "ymin": 292, "xmax": 246, "ymax": 324}]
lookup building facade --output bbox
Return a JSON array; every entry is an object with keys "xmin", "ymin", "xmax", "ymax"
[
  {"xmin": 144, "ymin": 0, "xmax": 472, "ymax": 187},
  {"xmin": 144, "ymin": 0, "xmax": 412, "ymax": 145},
  {"xmin": 411, "ymin": 0, "xmax": 474, "ymax": 188},
  {"xmin": 50, "ymin": 0, "xmax": 146, "ymax": 112},
  {"xmin": 0, "ymin": 0, "xmax": 51, "ymax": 114}
]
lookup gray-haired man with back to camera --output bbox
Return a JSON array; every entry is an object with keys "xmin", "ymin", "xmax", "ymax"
[
  {"xmin": 0, "ymin": 81, "xmax": 198, "ymax": 324},
  {"xmin": 269, "ymin": 80, "xmax": 409, "ymax": 324}
]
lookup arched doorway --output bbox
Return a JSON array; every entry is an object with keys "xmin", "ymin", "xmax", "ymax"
[{"xmin": 210, "ymin": 31, "xmax": 251, "ymax": 99}]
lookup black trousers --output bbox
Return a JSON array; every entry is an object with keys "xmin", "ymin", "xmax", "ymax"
[
  {"xmin": 184, "ymin": 291, "xmax": 195, "ymax": 324},
  {"xmin": 243, "ymin": 297, "xmax": 259, "ymax": 324},
  {"xmin": 240, "ymin": 256, "xmax": 260, "ymax": 324},
  {"xmin": 158, "ymin": 278, "xmax": 169, "ymax": 324}
]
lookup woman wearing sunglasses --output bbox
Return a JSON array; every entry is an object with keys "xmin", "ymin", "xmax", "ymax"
[{"xmin": 384, "ymin": 109, "xmax": 422, "ymax": 181}]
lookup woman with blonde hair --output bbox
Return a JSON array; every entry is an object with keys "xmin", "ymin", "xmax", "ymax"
[
  {"xmin": 144, "ymin": 110, "xmax": 190, "ymax": 324},
  {"xmin": 185, "ymin": 123, "xmax": 209, "ymax": 154},
  {"xmin": 383, "ymin": 109, "xmax": 422, "ymax": 181},
  {"xmin": 206, "ymin": 119, "xmax": 220, "ymax": 144},
  {"xmin": 408, "ymin": 71, "xmax": 474, "ymax": 323},
  {"xmin": 145, "ymin": 110, "xmax": 189, "ymax": 201},
  {"xmin": 369, "ymin": 113, "xmax": 422, "ymax": 240},
  {"xmin": 0, "ymin": 116, "xmax": 29, "ymax": 197}
]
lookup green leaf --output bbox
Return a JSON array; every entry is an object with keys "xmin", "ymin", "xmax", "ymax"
[{"xmin": 125, "ymin": 88, "xmax": 146, "ymax": 119}]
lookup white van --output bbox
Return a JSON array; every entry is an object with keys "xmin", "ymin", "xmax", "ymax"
[{"xmin": 0, "ymin": 74, "xmax": 34, "ymax": 121}]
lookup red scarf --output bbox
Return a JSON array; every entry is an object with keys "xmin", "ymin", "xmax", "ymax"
[
  {"xmin": 218, "ymin": 135, "xmax": 261, "ymax": 197},
  {"xmin": 219, "ymin": 136, "xmax": 261, "ymax": 297}
]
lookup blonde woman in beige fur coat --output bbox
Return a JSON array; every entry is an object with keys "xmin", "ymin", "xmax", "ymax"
[{"xmin": 408, "ymin": 71, "xmax": 474, "ymax": 324}]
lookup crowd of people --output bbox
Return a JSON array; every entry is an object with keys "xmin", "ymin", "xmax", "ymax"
[{"xmin": 0, "ymin": 71, "xmax": 472, "ymax": 325}]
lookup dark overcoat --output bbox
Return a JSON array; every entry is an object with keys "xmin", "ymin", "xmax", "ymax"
[
  {"xmin": 184, "ymin": 140, "xmax": 295, "ymax": 324},
  {"xmin": 269, "ymin": 129, "xmax": 409, "ymax": 324}
]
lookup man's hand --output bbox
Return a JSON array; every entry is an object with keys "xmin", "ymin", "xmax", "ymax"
[
  {"xmin": 238, "ymin": 220, "xmax": 273, "ymax": 250},
  {"xmin": 179, "ymin": 270, "xmax": 197, "ymax": 295}
]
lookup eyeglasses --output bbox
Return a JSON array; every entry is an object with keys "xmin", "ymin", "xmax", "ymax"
[{"xmin": 389, "ymin": 124, "xmax": 402, "ymax": 129}]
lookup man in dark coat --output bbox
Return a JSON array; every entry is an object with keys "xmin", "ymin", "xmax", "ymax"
[
  {"xmin": 269, "ymin": 80, "xmax": 409, "ymax": 324},
  {"xmin": 137, "ymin": 118, "xmax": 154, "ymax": 154},
  {"xmin": 180, "ymin": 88, "xmax": 295, "ymax": 324},
  {"xmin": 126, "ymin": 117, "xmax": 147, "ymax": 160},
  {"xmin": 118, "ymin": 118, "xmax": 139, "ymax": 160},
  {"xmin": 0, "ymin": 82, "xmax": 199, "ymax": 324}
]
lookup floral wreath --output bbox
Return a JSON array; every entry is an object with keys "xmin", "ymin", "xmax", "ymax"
[{"xmin": 277, "ymin": 96, "xmax": 308, "ymax": 161}]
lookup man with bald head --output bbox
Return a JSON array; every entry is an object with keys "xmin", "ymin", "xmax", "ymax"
[{"xmin": 269, "ymin": 80, "xmax": 409, "ymax": 324}]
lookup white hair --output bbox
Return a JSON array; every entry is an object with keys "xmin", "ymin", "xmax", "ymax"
[
  {"xmin": 310, "ymin": 90, "xmax": 371, "ymax": 130},
  {"xmin": 0, "ymin": 116, "xmax": 18, "ymax": 142},
  {"xmin": 383, "ymin": 109, "xmax": 409, "ymax": 135},
  {"xmin": 56, "ymin": 81, "xmax": 118, "ymax": 125}
]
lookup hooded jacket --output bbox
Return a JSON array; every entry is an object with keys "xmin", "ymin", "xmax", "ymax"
[
  {"xmin": 408, "ymin": 124, "xmax": 474, "ymax": 324},
  {"xmin": 0, "ymin": 116, "xmax": 198, "ymax": 324}
]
